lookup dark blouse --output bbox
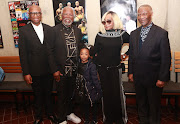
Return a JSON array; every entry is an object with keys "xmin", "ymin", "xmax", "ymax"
[
  {"xmin": 93, "ymin": 30, "xmax": 129, "ymax": 67},
  {"xmin": 78, "ymin": 62, "xmax": 88, "ymax": 75}
]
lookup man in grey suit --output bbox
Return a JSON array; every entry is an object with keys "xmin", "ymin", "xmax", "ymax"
[
  {"xmin": 128, "ymin": 4, "xmax": 171, "ymax": 124},
  {"xmin": 18, "ymin": 5, "xmax": 57, "ymax": 124}
]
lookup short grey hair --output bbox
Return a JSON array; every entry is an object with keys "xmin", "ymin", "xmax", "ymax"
[{"xmin": 139, "ymin": 4, "xmax": 153, "ymax": 14}]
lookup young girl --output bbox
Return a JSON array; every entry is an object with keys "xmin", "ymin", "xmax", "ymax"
[{"xmin": 75, "ymin": 47, "xmax": 102, "ymax": 124}]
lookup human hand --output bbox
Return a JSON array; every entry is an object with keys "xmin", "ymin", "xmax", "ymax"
[
  {"xmin": 128, "ymin": 74, "xmax": 134, "ymax": 82},
  {"xmin": 53, "ymin": 71, "xmax": 63, "ymax": 82},
  {"xmin": 121, "ymin": 54, "xmax": 128, "ymax": 61},
  {"xmin": 24, "ymin": 74, "xmax": 32, "ymax": 84},
  {"xmin": 156, "ymin": 80, "xmax": 165, "ymax": 88}
]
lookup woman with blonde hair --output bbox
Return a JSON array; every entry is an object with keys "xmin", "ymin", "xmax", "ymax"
[{"xmin": 93, "ymin": 11, "xmax": 129, "ymax": 124}]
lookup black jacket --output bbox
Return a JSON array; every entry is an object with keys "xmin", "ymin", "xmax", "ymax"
[
  {"xmin": 19, "ymin": 23, "xmax": 54, "ymax": 76},
  {"xmin": 49, "ymin": 23, "xmax": 84, "ymax": 74},
  {"xmin": 128, "ymin": 24, "xmax": 171, "ymax": 86},
  {"xmin": 80, "ymin": 59, "xmax": 102, "ymax": 104}
]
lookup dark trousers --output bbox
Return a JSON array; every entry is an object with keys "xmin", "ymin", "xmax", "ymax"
[
  {"xmin": 134, "ymin": 82, "xmax": 163, "ymax": 124},
  {"xmin": 56, "ymin": 76, "xmax": 75, "ymax": 122},
  {"xmin": 83, "ymin": 103, "xmax": 98, "ymax": 122},
  {"xmin": 31, "ymin": 74, "xmax": 54, "ymax": 120}
]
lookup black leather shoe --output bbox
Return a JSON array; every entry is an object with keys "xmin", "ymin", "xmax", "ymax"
[
  {"xmin": 33, "ymin": 119, "xmax": 43, "ymax": 124},
  {"xmin": 84, "ymin": 121, "xmax": 89, "ymax": 124},
  {"xmin": 91, "ymin": 120, "xmax": 98, "ymax": 124},
  {"xmin": 48, "ymin": 115, "xmax": 58, "ymax": 123}
]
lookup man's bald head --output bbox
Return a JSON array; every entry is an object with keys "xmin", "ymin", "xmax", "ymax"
[
  {"xmin": 29, "ymin": 5, "xmax": 41, "ymax": 13},
  {"xmin": 29, "ymin": 5, "xmax": 42, "ymax": 26}
]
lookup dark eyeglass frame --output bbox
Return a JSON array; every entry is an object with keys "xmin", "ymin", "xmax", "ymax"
[
  {"xmin": 102, "ymin": 20, "xmax": 112, "ymax": 25},
  {"xmin": 29, "ymin": 12, "xmax": 42, "ymax": 16}
]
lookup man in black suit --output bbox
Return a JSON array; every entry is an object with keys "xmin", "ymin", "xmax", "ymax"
[
  {"xmin": 128, "ymin": 4, "xmax": 171, "ymax": 124},
  {"xmin": 18, "ymin": 5, "xmax": 57, "ymax": 124},
  {"xmin": 51, "ymin": 6, "xmax": 84, "ymax": 124}
]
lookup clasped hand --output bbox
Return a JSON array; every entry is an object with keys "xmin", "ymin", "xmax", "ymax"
[
  {"xmin": 128, "ymin": 74, "xmax": 165, "ymax": 88},
  {"xmin": 156, "ymin": 80, "xmax": 165, "ymax": 88},
  {"xmin": 53, "ymin": 71, "xmax": 63, "ymax": 82}
]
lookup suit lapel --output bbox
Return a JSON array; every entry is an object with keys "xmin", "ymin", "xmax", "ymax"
[
  {"xmin": 42, "ymin": 24, "xmax": 47, "ymax": 44},
  {"xmin": 134, "ymin": 28, "xmax": 141, "ymax": 54},
  {"xmin": 59, "ymin": 24, "xmax": 67, "ymax": 52},
  {"xmin": 29, "ymin": 23, "xmax": 43, "ymax": 45}
]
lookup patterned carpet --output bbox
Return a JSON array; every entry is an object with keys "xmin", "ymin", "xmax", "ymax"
[{"xmin": 0, "ymin": 98, "xmax": 180, "ymax": 124}]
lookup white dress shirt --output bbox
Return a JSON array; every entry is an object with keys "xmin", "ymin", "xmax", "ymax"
[{"xmin": 31, "ymin": 22, "xmax": 44, "ymax": 44}]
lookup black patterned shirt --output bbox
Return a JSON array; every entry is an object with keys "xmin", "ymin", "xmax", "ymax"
[{"xmin": 62, "ymin": 24, "xmax": 78, "ymax": 77}]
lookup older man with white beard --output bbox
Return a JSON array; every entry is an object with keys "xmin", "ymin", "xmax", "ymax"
[{"xmin": 50, "ymin": 6, "xmax": 84, "ymax": 124}]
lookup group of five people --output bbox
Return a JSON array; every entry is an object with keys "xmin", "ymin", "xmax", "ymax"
[{"xmin": 18, "ymin": 4, "xmax": 171, "ymax": 124}]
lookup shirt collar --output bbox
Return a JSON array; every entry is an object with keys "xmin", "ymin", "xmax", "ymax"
[
  {"xmin": 62, "ymin": 23, "xmax": 72, "ymax": 30},
  {"xmin": 31, "ymin": 22, "xmax": 42, "ymax": 28}
]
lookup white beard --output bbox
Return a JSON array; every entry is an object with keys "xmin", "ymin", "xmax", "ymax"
[{"xmin": 62, "ymin": 18, "xmax": 73, "ymax": 26}]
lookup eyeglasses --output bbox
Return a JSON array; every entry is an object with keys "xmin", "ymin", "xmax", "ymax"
[
  {"xmin": 29, "ymin": 12, "xmax": 41, "ymax": 16},
  {"xmin": 102, "ymin": 20, "xmax": 112, "ymax": 25}
]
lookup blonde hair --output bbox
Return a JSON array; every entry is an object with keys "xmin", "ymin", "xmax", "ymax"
[{"xmin": 99, "ymin": 11, "xmax": 123, "ymax": 34}]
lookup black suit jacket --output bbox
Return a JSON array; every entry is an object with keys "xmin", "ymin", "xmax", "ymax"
[
  {"xmin": 49, "ymin": 23, "xmax": 84, "ymax": 74},
  {"xmin": 128, "ymin": 24, "xmax": 171, "ymax": 86},
  {"xmin": 19, "ymin": 23, "xmax": 54, "ymax": 76}
]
